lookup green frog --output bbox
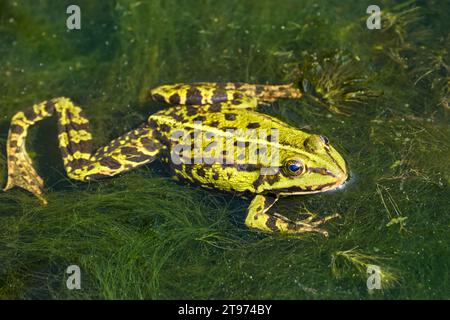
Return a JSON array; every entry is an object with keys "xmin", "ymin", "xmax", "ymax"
[{"xmin": 3, "ymin": 82, "xmax": 348, "ymax": 236}]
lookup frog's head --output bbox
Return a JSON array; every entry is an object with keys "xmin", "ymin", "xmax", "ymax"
[{"xmin": 256, "ymin": 134, "xmax": 348, "ymax": 196}]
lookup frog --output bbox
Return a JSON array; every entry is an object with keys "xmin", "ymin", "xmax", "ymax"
[{"xmin": 3, "ymin": 82, "xmax": 348, "ymax": 236}]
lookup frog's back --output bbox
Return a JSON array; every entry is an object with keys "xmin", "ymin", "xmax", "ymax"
[
  {"xmin": 147, "ymin": 104, "xmax": 310, "ymax": 193},
  {"xmin": 149, "ymin": 104, "xmax": 307, "ymax": 143}
]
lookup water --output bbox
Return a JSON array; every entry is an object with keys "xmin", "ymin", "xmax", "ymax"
[{"xmin": 0, "ymin": 0, "xmax": 448, "ymax": 299}]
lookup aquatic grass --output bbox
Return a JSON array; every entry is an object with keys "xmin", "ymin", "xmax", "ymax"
[
  {"xmin": 331, "ymin": 247, "xmax": 398, "ymax": 290},
  {"xmin": 284, "ymin": 50, "xmax": 380, "ymax": 115},
  {"xmin": 411, "ymin": 38, "xmax": 450, "ymax": 112},
  {"xmin": 350, "ymin": 1, "xmax": 431, "ymax": 69},
  {"xmin": 0, "ymin": 172, "xmax": 245, "ymax": 299}
]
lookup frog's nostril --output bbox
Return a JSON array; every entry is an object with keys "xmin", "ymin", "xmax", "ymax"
[{"xmin": 320, "ymin": 135, "xmax": 329, "ymax": 145}]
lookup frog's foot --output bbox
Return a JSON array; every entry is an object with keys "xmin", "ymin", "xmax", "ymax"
[
  {"xmin": 273, "ymin": 212, "xmax": 341, "ymax": 237},
  {"xmin": 245, "ymin": 195, "xmax": 340, "ymax": 237},
  {"xmin": 4, "ymin": 137, "xmax": 48, "ymax": 205}
]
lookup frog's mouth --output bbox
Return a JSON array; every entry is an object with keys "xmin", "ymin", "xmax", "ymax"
[{"xmin": 273, "ymin": 169, "xmax": 349, "ymax": 197}]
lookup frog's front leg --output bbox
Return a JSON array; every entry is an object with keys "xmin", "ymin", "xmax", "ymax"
[
  {"xmin": 4, "ymin": 97, "xmax": 163, "ymax": 204},
  {"xmin": 151, "ymin": 82, "xmax": 302, "ymax": 106},
  {"xmin": 245, "ymin": 195, "xmax": 339, "ymax": 237}
]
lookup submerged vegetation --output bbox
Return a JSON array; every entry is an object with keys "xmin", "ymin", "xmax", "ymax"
[
  {"xmin": 286, "ymin": 50, "xmax": 380, "ymax": 115},
  {"xmin": 0, "ymin": 0, "xmax": 449, "ymax": 299}
]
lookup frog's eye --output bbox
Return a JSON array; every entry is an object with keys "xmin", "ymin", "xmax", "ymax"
[{"xmin": 284, "ymin": 159, "xmax": 306, "ymax": 176}]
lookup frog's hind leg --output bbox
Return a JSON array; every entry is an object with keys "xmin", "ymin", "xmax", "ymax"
[
  {"xmin": 224, "ymin": 83, "xmax": 303, "ymax": 103},
  {"xmin": 4, "ymin": 97, "xmax": 162, "ymax": 204},
  {"xmin": 151, "ymin": 82, "xmax": 302, "ymax": 106}
]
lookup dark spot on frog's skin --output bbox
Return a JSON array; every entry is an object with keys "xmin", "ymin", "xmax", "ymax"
[
  {"xmin": 152, "ymin": 130, "xmax": 169, "ymax": 146},
  {"xmin": 186, "ymin": 106, "xmax": 198, "ymax": 116},
  {"xmin": 159, "ymin": 123, "xmax": 171, "ymax": 132},
  {"xmin": 9, "ymin": 140, "xmax": 17, "ymax": 148},
  {"xmin": 10, "ymin": 125, "xmax": 24, "ymax": 134},
  {"xmin": 165, "ymin": 110, "xmax": 184, "ymax": 122},
  {"xmin": 266, "ymin": 215, "xmax": 278, "ymax": 231},
  {"xmin": 209, "ymin": 121, "xmax": 219, "ymax": 127},
  {"xmin": 186, "ymin": 87, "xmax": 203, "ymax": 105},
  {"xmin": 129, "ymin": 153, "xmax": 151, "ymax": 163},
  {"xmin": 45, "ymin": 100, "xmax": 55, "ymax": 113},
  {"xmin": 247, "ymin": 122, "xmax": 260, "ymax": 129},
  {"xmin": 256, "ymin": 205, "xmax": 262, "ymax": 212},
  {"xmin": 140, "ymin": 137, "xmax": 159, "ymax": 150},
  {"xmin": 212, "ymin": 89, "xmax": 228, "ymax": 103},
  {"xmin": 23, "ymin": 109, "xmax": 38, "ymax": 121},
  {"xmin": 227, "ymin": 172, "xmax": 233, "ymax": 179},
  {"xmin": 67, "ymin": 121, "xmax": 90, "ymax": 133},
  {"xmin": 152, "ymin": 129, "xmax": 163, "ymax": 140},
  {"xmin": 209, "ymin": 103, "xmax": 222, "ymax": 113},
  {"xmin": 251, "ymin": 172, "xmax": 281, "ymax": 188},
  {"xmin": 252, "ymin": 175, "xmax": 266, "ymax": 190},
  {"xmin": 255, "ymin": 85, "xmax": 264, "ymax": 95},
  {"xmin": 71, "ymin": 159, "xmax": 92, "ymax": 169},
  {"xmin": 127, "ymin": 130, "xmax": 141, "ymax": 140},
  {"xmin": 99, "ymin": 157, "xmax": 122, "ymax": 170},
  {"xmin": 196, "ymin": 168, "xmax": 206, "ymax": 177},
  {"xmin": 233, "ymin": 92, "xmax": 243, "ymax": 100},
  {"xmin": 119, "ymin": 146, "xmax": 140, "ymax": 156},
  {"xmin": 152, "ymin": 93, "xmax": 165, "ymax": 103},
  {"xmin": 224, "ymin": 113, "xmax": 237, "ymax": 121},
  {"xmin": 266, "ymin": 174, "xmax": 280, "ymax": 185},
  {"xmin": 148, "ymin": 119, "xmax": 158, "ymax": 129},
  {"xmin": 70, "ymin": 140, "xmax": 92, "ymax": 154},
  {"xmin": 213, "ymin": 171, "xmax": 219, "ymax": 180},
  {"xmin": 194, "ymin": 116, "xmax": 206, "ymax": 122},
  {"xmin": 235, "ymin": 163, "xmax": 261, "ymax": 171},
  {"xmin": 169, "ymin": 93, "xmax": 181, "ymax": 105},
  {"xmin": 267, "ymin": 134, "xmax": 273, "ymax": 142}
]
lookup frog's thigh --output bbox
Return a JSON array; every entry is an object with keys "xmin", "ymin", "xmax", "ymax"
[{"xmin": 71, "ymin": 126, "xmax": 164, "ymax": 181}]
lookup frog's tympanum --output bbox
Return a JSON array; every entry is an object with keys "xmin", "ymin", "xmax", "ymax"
[{"xmin": 4, "ymin": 83, "xmax": 348, "ymax": 236}]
